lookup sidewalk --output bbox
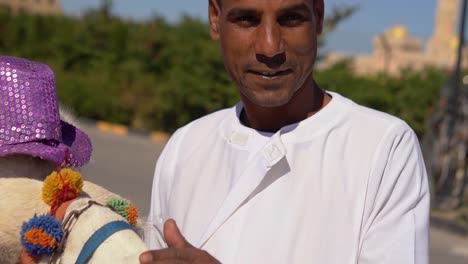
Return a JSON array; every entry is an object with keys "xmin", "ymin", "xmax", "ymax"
[{"xmin": 431, "ymin": 209, "xmax": 468, "ymax": 238}]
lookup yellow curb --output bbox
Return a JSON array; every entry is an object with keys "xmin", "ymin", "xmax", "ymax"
[
  {"xmin": 97, "ymin": 121, "xmax": 169, "ymax": 140},
  {"xmin": 97, "ymin": 121, "xmax": 128, "ymax": 136},
  {"xmin": 112, "ymin": 124, "xmax": 129, "ymax": 136},
  {"xmin": 97, "ymin": 121, "xmax": 113, "ymax": 132},
  {"xmin": 151, "ymin": 131, "xmax": 170, "ymax": 142}
]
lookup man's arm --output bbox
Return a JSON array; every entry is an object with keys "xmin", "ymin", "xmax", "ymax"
[
  {"xmin": 142, "ymin": 126, "xmax": 220, "ymax": 263},
  {"xmin": 144, "ymin": 148, "xmax": 168, "ymax": 249},
  {"xmin": 358, "ymin": 125, "xmax": 430, "ymax": 263},
  {"xmin": 144, "ymin": 128, "xmax": 184, "ymax": 250}
]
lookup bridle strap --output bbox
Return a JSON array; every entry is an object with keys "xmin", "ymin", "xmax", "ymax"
[{"xmin": 75, "ymin": 220, "xmax": 137, "ymax": 264}]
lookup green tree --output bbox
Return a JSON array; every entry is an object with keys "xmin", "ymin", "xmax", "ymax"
[{"xmin": 0, "ymin": 6, "xmax": 446, "ymax": 137}]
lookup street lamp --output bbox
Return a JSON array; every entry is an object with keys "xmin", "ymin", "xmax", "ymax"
[
  {"xmin": 428, "ymin": 0, "xmax": 468, "ymax": 210},
  {"xmin": 447, "ymin": 0, "xmax": 467, "ymax": 139}
]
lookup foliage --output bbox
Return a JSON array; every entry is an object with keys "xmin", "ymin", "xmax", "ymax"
[
  {"xmin": 0, "ymin": 7, "xmax": 446, "ymax": 137},
  {"xmin": 323, "ymin": 5, "xmax": 359, "ymax": 34},
  {"xmin": 0, "ymin": 12, "xmax": 224, "ymax": 131}
]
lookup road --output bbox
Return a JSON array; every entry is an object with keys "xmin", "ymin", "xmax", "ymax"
[{"xmin": 79, "ymin": 122, "xmax": 468, "ymax": 264}]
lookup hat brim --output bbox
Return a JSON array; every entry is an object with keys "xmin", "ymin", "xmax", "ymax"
[{"xmin": 0, "ymin": 121, "xmax": 92, "ymax": 167}]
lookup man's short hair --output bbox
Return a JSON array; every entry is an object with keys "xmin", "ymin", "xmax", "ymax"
[{"xmin": 216, "ymin": 0, "xmax": 317, "ymax": 8}]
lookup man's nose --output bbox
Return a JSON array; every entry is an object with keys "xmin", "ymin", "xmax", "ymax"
[{"xmin": 255, "ymin": 22, "xmax": 285, "ymax": 59}]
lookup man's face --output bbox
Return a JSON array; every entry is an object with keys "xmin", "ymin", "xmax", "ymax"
[{"xmin": 209, "ymin": 0, "xmax": 324, "ymax": 108}]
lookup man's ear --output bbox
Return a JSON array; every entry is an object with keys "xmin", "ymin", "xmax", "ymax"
[
  {"xmin": 208, "ymin": 0, "xmax": 221, "ymax": 40},
  {"xmin": 315, "ymin": 0, "xmax": 325, "ymax": 35}
]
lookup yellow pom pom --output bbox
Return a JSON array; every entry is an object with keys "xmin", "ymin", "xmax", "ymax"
[{"xmin": 42, "ymin": 169, "xmax": 83, "ymax": 206}]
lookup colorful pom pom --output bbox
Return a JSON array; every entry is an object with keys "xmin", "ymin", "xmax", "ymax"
[
  {"xmin": 107, "ymin": 198, "xmax": 139, "ymax": 225},
  {"xmin": 21, "ymin": 214, "xmax": 63, "ymax": 256},
  {"xmin": 42, "ymin": 168, "xmax": 83, "ymax": 206}
]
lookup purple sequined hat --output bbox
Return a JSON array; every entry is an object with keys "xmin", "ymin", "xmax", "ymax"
[{"xmin": 0, "ymin": 56, "xmax": 92, "ymax": 167}]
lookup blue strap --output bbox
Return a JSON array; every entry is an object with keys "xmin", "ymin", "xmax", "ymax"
[{"xmin": 76, "ymin": 221, "xmax": 136, "ymax": 264}]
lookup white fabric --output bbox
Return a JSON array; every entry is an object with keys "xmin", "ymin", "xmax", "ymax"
[{"xmin": 145, "ymin": 92, "xmax": 430, "ymax": 264}]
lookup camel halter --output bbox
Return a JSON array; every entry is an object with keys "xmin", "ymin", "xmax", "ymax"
[
  {"xmin": 49, "ymin": 200, "xmax": 137, "ymax": 264},
  {"xmin": 21, "ymin": 169, "xmax": 139, "ymax": 263}
]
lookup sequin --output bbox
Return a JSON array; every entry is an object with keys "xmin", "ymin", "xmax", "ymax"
[{"xmin": 0, "ymin": 56, "xmax": 92, "ymax": 167}]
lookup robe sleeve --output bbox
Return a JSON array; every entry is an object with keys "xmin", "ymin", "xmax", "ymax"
[
  {"xmin": 358, "ymin": 124, "xmax": 430, "ymax": 264},
  {"xmin": 144, "ymin": 128, "xmax": 185, "ymax": 249}
]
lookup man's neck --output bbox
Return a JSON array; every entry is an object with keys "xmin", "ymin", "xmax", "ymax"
[{"xmin": 240, "ymin": 82, "xmax": 331, "ymax": 133}]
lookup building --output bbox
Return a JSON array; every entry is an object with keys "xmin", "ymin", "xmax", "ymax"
[
  {"xmin": 427, "ymin": 0, "xmax": 462, "ymax": 68},
  {"xmin": 0, "ymin": 0, "xmax": 62, "ymax": 16},
  {"xmin": 322, "ymin": 0, "xmax": 467, "ymax": 75}
]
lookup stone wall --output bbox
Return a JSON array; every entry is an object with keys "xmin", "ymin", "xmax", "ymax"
[
  {"xmin": 320, "ymin": 0, "xmax": 467, "ymax": 76},
  {"xmin": 0, "ymin": 0, "xmax": 62, "ymax": 15},
  {"xmin": 427, "ymin": 0, "xmax": 461, "ymax": 65}
]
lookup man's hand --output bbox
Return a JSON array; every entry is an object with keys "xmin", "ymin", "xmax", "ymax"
[
  {"xmin": 18, "ymin": 249, "xmax": 41, "ymax": 264},
  {"xmin": 140, "ymin": 219, "xmax": 221, "ymax": 264}
]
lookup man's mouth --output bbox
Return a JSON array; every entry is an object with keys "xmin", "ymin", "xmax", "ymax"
[{"xmin": 248, "ymin": 69, "xmax": 292, "ymax": 78}]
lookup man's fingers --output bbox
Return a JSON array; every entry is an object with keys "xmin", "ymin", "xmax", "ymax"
[
  {"xmin": 19, "ymin": 249, "xmax": 41, "ymax": 264},
  {"xmin": 139, "ymin": 220, "xmax": 221, "ymax": 263},
  {"xmin": 139, "ymin": 248, "xmax": 198, "ymax": 263},
  {"xmin": 164, "ymin": 219, "xmax": 193, "ymax": 249},
  {"xmin": 139, "ymin": 251, "xmax": 155, "ymax": 264}
]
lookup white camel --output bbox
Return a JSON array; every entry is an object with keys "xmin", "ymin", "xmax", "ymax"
[{"xmin": 0, "ymin": 157, "xmax": 149, "ymax": 264}]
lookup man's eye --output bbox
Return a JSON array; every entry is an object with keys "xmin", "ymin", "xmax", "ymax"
[
  {"xmin": 236, "ymin": 16, "xmax": 259, "ymax": 27},
  {"xmin": 278, "ymin": 13, "xmax": 306, "ymax": 26}
]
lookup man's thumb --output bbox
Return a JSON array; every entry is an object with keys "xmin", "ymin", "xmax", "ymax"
[{"xmin": 164, "ymin": 219, "xmax": 193, "ymax": 249}]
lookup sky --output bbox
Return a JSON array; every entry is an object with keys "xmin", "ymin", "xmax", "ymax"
[{"xmin": 61, "ymin": 0, "xmax": 467, "ymax": 54}]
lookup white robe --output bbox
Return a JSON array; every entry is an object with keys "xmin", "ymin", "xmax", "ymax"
[{"xmin": 145, "ymin": 92, "xmax": 430, "ymax": 264}]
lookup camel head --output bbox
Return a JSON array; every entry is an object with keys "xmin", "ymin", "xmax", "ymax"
[{"xmin": 19, "ymin": 169, "xmax": 149, "ymax": 264}]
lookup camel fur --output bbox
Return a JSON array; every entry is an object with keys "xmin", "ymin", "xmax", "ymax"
[
  {"xmin": 0, "ymin": 176, "xmax": 149, "ymax": 264},
  {"xmin": 0, "ymin": 156, "xmax": 149, "ymax": 264}
]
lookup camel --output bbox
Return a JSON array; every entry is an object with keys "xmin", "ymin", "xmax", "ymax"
[{"xmin": 0, "ymin": 171, "xmax": 149, "ymax": 264}]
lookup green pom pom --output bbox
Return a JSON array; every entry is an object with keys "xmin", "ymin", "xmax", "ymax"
[{"xmin": 107, "ymin": 198, "xmax": 131, "ymax": 218}]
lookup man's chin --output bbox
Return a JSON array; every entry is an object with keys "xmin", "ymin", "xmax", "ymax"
[{"xmin": 244, "ymin": 94, "xmax": 291, "ymax": 108}]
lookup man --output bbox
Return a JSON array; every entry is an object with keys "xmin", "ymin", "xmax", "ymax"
[{"xmin": 141, "ymin": 0, "xmax": 430, "ymax": 263}]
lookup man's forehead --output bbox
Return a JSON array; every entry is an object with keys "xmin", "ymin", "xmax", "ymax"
[{"xmin": 221, "ymin": 0, "xmax": 314, "ymax": 9}]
